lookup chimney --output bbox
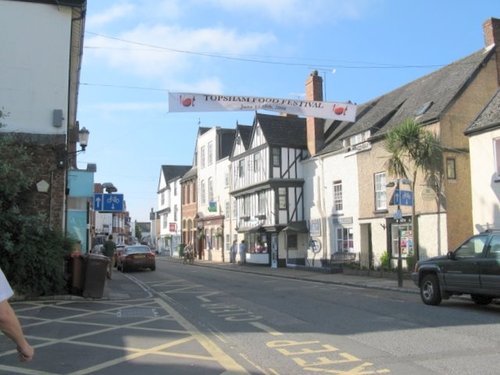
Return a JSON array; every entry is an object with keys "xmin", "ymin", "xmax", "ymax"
[
  {"xmin": 483, "ymin": 17, "xmax": 500, "ymax": 47},
  {"xmin": 483, "ymin": 17, "xmax": 500, "ymax": 85},
  {"xmin": 305, "ymin": 70, "xmax": 324, "ymax": 156}
]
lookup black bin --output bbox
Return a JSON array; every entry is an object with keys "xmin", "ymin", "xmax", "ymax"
[{"xmin": 82, "ymin": 254, "xmax": 109, "ymax": 298}]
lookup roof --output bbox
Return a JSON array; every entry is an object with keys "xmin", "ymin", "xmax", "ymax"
[
  {"xmin": 180, "ymin": 166, "xmax": 197, "ymax": 182},
  {"xmin": 255, "ymin": 113, "xmax": 307, "ymax": 148},
  {"xmin": 237, "ymin": 124, "xmax": 253, "ymax": 149},
  {"xmin": 465, "ymin": 88, "xmax": 500, "ymax": 135},
  {"xmin": 159, "ymin": 165, "xmax": 192, "ymax": 188},
  {"xmin": 218, "ymin": 128, "xmax": 236, "ymax": 159},
  {"xmin": 318, "ymin": 46, "xmax": 495, "ymax": 155}
]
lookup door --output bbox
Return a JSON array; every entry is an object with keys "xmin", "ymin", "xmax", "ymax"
[
  {"xmin": 478, "ymin": 234, "xmax": 500, "ymax": 295},
  {"xmin": 442, "ymin": 235, "xmax": 486, "ymax": 291}
]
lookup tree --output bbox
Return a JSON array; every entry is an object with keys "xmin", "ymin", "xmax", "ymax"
[{"xmin": 384, "ymin": 118, "xmax": 443, "ymax": 260}]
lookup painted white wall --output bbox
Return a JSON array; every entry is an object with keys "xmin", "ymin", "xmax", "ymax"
[
  {"xmin": 0, "ymin": 2, "xmax": 72, "ymax": 135},
  {"xmin": 469, "ymin": 129, "xmax": 500, "ymax": 232},
  {"xmin": 197, "ymin": 128, "xmax": 219, "ymax": 216},
  {"xmin": 303, "ymin": 150, "xmax": 361, "ymax": 261}
]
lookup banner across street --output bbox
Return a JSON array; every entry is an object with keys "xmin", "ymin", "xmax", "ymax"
[{"xmin": 168, "ymin": 92, "xmax": 357, "ymax": 121}]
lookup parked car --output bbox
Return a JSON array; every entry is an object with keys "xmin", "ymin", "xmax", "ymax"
[
  {"xmin": 412, "ymin": 229, "xmax": 500, "ymax": 305},
  {"xmin": 114, "ymin": 245, "xmax": 125, "ymax": 267},
  {"xmin": 116, "ymin": 245, "xmax": 156, "ymax": 272}
]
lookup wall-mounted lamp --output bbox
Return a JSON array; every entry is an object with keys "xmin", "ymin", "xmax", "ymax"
[
  {"xmin": 57, "ymin": 126, "xmax": 90, "ymax": 168},
  {"xmin": 78, "ymin": 127, "xmax": 89, "ymax": 151}
]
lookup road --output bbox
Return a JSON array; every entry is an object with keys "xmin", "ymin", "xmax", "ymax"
[
  {"xmin": 128, "ymin": 258, "xmax": 500, "ymax": 375},
  {"xmin": 3, "ymin": 259, "xmax": 500, "ymax": 375}
]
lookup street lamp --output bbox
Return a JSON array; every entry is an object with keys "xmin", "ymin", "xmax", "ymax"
[{"xmin": 386, "ymin": 178, "xmax": 411, "ymax": 288}]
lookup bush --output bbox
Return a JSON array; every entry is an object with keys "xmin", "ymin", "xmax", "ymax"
[
  {"xmin": 379, "ymin": 251, "xmax": 391, "ymax": 270},
  {"xmin": 0, "ymin": 134, "xmax": 75, "ymax": 297}
]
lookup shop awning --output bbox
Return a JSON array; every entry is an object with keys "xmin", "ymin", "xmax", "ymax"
[
  {"xmin": 237, "ymin": 224, "xmax": 262, "ymax": 233},
  {"xmin": 283, "ymin": 221, "xmax": 309, "ymax": 233}
]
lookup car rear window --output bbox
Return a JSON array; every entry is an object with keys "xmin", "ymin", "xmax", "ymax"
[{"xmin": 126, "ymin": 246, "xmax": 151, "ymax": 254}]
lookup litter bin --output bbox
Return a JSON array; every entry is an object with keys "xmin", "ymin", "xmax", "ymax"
[
  {"xmin": 82, "ymin": 254, "xmax": 109, "ymax": 298},
  {"xmin": 67, "ymin": 254, "xmax": 85, "ymax": 295},
  {"xmin": 178, "ymin": 243, "xmax": 185, "ymax": 258}
]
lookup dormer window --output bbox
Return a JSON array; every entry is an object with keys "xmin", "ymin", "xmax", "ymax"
[{"xmin": 415, "ymin": 101, "xmax": 433, "ymax": 117}]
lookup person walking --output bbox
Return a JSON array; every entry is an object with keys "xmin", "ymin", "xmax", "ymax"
[
  {"xmin": 102, "ymin": 235, "xmax": 116, "ymax": 279},
  {"xmin": 230, "ymin": 240, "xmax": 238, "ymax": 263},
  {"xmin": 0, "ymin": 267, "xmax": 34, "ymax": 362},
  {"xmin": 239, "ymin": 240, "xmax": 247, "ymax": 265}
]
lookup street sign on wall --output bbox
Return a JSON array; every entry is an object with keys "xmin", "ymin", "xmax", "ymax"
[{"xmin": 93, "ymin": 193, "xmax": 124, "ymax": 212}]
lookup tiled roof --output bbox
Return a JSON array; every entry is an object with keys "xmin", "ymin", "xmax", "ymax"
[
  {"xmin": 237, "ymin": 124, "xmax": 253, "ymax": 149},
  {"xmin": 218, "ymin": 128, "xmax": 236, "ymax": 159},
  {"xmin": 319, "ymin": 46, "xmax": 495, "ymax": 155},
  {"xmin": 161, "ymin": 165, "xmax": 192, "ymax": 184},
  {"xmin": 465, "ymin": 88, "xmax": 500, "ymax": 135},
  {"xmin": 255, "ymin": 113, "xmax": 307, "ymax": 148}
]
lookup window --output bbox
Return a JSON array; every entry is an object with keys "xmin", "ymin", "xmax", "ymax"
[
  {"xmin": 200, "ymin": 145, "xmax": 206, "ymax": 168},
  {"xmin": 224, "ymin": 171, "xmax": 229, "ymax": 187},
  {"xmin": 287, "ymin": 233, "xmax": 298, "ymax": 249},
  {"xmin": 455, "ymin": 235, "xmax": 487, "ymax": 258},
  {"xmin": 162, "ymin": 214, "xmax": 167, "ymax": 229},
  {"xmin": 161, "ymin": 192, "xmax": 165, "ymax": 205},
  {"xmin": 272, "ymin": 148, "xmax": 281, "ymax": 167},
  {"xmin": 174, "ymin": 181, "xmax": 177, "ymax": 196},
  {"xmin": 200, "ymin": 180, "xmax": 205, "ymax": 204},
  {"xmin": 207, "ymin": 141, "xmax": 213, "ymax": 165},
  {"xmin": 243, "ymin": 196, "xmax": 250, "ymax": 215},
  {"xmin": 336, "ymin": 227, "xmax": 353, "ymax": 252},
  {"xmin": 494, "ymin": 139, "xmax": 500, "ymax": 177},
  {"xmin": 208, "ymin": 177, "xmax": 214, "ymax": 202},
  {"xmin": 488, "ymin": 235, "xmax": 500, "ymax": 258},
  {"xmin": 374, "ymin": 172, "xmax": 387, "ymax": 210},
  {"xmin": 254, "ymin": 153, "xmax": 260, "ymax": 172},
  {"xmin": 174, "ymin": 205, "xmax": 178, "ymax": 221},
  {"xmin": 258, "ymin": 191, "xmax": 266, "ymax": 214},
  {"xmin": 238, "ymin": 159, "xmax": 245, "ymax": 178},
  {"xmin": 446, "ymin": 158, "xmax": 456, "ymax": 180},
  {"xmin": 333, "ymin": 181, "xmax": 343, "ymax": 212},
  {"xmin": 225, "ymin": 201, "xmax": 230, "ymax": 216},
  {"xmin": 278, "ymin": 188, "xmax": 287, "ymax": 209}
]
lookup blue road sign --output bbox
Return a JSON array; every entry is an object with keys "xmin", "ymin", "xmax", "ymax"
[
  {"xmin": 390, "ymin": 189, "xmax": 413, "ymax": 206},
  {"xmin": 94, "ymin": 193, "xmax": 124, "ymax": 212}
]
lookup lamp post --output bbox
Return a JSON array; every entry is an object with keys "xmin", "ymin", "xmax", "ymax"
[{"xmin": 386, "ymin": 178, "xmax": 411, "ymax": 288}]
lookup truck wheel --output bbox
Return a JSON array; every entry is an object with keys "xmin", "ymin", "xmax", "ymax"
[
  {"xmin": 420, "ymin": 274, "xmax": 442, "ymax": 305},
  {"xmin": 471, "ymin": 294, "xmax": 493, "ymax": 305}
]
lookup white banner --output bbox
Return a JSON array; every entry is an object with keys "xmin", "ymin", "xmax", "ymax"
[{"xmin": 168, "ymin": 92, "xmax": 356, "ymax": 122}]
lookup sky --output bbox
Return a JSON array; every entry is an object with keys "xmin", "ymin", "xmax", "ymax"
[{"xmin": 77, "ymin": 0, "xmax": 499, "ymax": 222}]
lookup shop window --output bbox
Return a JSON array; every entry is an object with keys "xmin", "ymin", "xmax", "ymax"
[
  {"xmin": 287, "ymin": 233, "xmax": 298, "ymax": 249},
  {"xmin": 335, "ymin": 227, "xmax": 353, "ymax": 252}
]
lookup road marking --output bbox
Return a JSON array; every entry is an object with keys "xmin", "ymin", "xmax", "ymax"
[
  {"xmin": 250, "ymin": 322, "xmax": 284, "ymax": 336},
  {"xmin": 196, "ymin": 291, "xmax": 221, "ymax": 302},
  {"xmin": 156, "ymin": 298, "xmax": 250, "ymax": 374}
]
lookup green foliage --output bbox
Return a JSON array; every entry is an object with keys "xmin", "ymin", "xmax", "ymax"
[
  {"xmin": 379, "ymin": 251, "xmax": 391, "ymax": 270},
  {"xmin": 406, "ymin": 255, "xmax": 417, "ymax": 272},
  {"xmin": 0, "ymin": 135, "xmax": 73, "ymax": 297},
  {"xmin": 135, "ymin": 223, "xmax": 143, "ymax": 241}
]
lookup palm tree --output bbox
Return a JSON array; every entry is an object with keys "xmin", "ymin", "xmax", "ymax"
[{"xmin": 384, "ymin": 118, "xmax": 443, "ymax": 260}]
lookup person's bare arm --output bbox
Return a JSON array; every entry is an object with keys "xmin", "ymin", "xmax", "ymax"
[{"xmin": 0, "ymin": 300, "xmax": 34, "ymax": 362}]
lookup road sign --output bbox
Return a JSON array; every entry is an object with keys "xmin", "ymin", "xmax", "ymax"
[
  {"xmin": 390, "ymin": 189, "xmax": 413, "ymax": 206},
  {"xmin": 93, "ymin": 193, "xmax": 124, "ymax": 212}
]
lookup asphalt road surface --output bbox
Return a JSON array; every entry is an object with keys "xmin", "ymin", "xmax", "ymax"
[{"xmin": 3, "ymin": 258, "xmax": 500, "ymax": 375}]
